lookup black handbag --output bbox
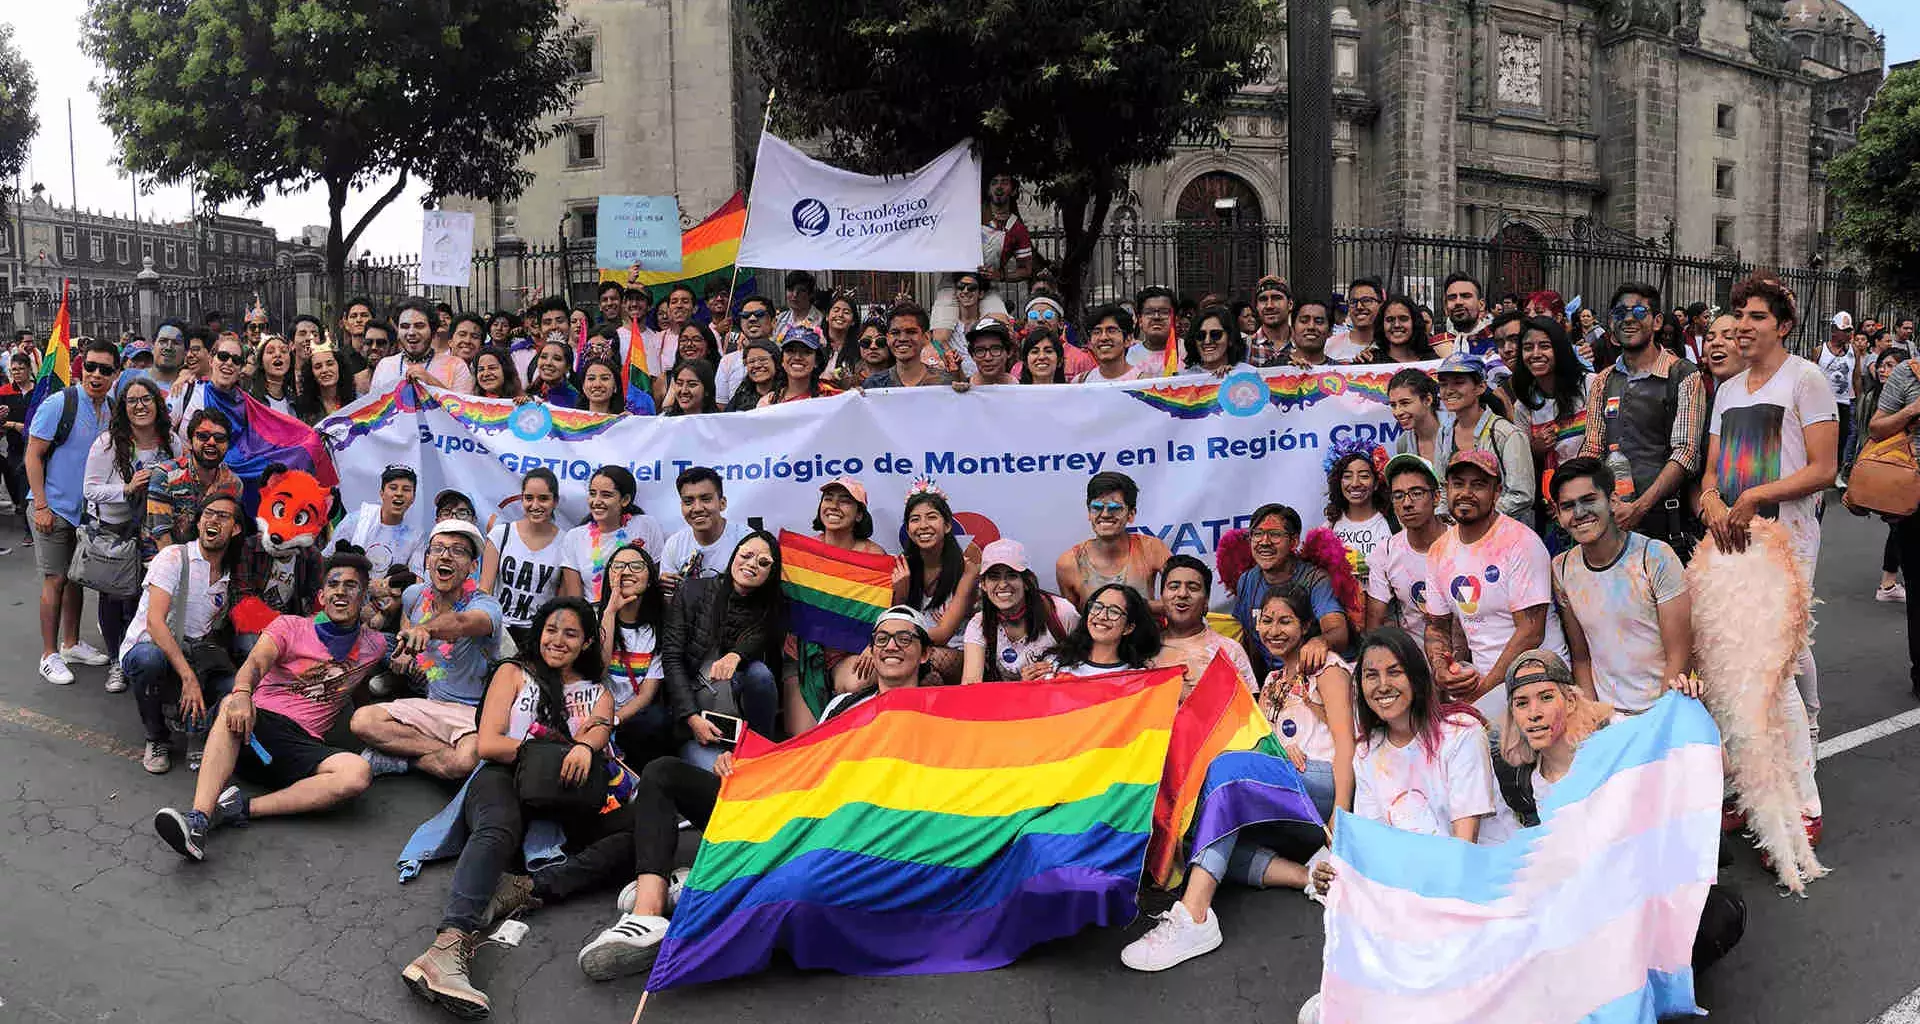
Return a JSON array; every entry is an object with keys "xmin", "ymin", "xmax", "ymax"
[{"xmin": 514, "ymin": 738, "xmax": 611, "ymax": 815}]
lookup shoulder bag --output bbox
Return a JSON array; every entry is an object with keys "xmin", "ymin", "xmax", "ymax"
[
  {"xmin": 1842, "ymin": 360, "xmax": 1920, "ymax": 519},
  {"xmin": 69, "ymin": 511, "xmax": 144, "ymax": 597}
]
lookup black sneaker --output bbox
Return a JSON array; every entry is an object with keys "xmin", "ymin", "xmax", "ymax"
[
  {"xmin": 154, "ymin": 808, "xmax": 209, "ymax": 861},
  {"xmin": 212, "ymin": 785, "xmax": 250, "ymax": 829}
]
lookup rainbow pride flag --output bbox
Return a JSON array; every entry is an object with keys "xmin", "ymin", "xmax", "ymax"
[
  {"xmin": 778, "ymin": 529, "xmax": 894, "ymax": 653},
  {"xmin": 645, "ymin": 668, "xmax": 1183, "ymax": 990},
  {"xmin": 601, "ymin": 192, "xmax": 746, "ymax": 298},
  {"xmin": 1145, "ymin": 653, "xmax": 1300, "ymax": 887},
  {"xmin": 26, "ymin": 280, "xmax": 72, "ymax": 420}
]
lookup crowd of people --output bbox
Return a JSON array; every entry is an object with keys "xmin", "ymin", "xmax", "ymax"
[{"xmin": 6, "ymin": 252, "xmax": 1909, "ymax": 1019}]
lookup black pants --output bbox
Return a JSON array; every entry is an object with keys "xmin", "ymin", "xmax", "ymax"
[
  {"xmin": 439, "ymin": 762, "xmax": 645, "ymax": 934},
  {"xmin": 1886, "ymin": 523, "xmax": 1902, "ymax": 576},
  {"xmin": 1894, "ymin": 516, "xmax": 1920, "ymax": 691},
  {"xmin": 629, "ymin": 757, "xmax": 721, "ymax": 880}
]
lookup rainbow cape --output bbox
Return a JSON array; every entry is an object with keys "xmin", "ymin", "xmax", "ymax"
[
  {"xmin": 26, "ymin": 280, "xmax": 73, "ymax": 420},
  {"xmin": 601, "ymin": 192, "xmax": 746, "ymax": 299},
  {"xmin": 1145, "ymin": 652, "xmax": 1314, "ymax": 888},
  {"xmin": 778, "ymin": 529, "xmax": 894, "ymax": 653},
  {"xmin": 645, "ymin": 668, "xmax": 1183, "ymax": 990}
]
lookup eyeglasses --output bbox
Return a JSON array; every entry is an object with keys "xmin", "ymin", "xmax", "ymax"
[
  {"xmin": 1249, "ymin": 528, "xmax": 1292, "ymax": 543},
  {"xmin": 1350, "ymin": 295, "xmax": 1382, "ymax": 307},
  {"xmin": 860, "ymin": 337, "xmax": 886, "ymax": 349},
  {"xmin": 123, "ymin": 395, "xmax": 156, "ymax": 409},
  {"xmin": 212, "ymin": 350, "xmax": 244, "ymax": 365},
  {"xmin": 1140, "ymin": 308, "xmax": 1173, "ymax": 319},
  {"xmin": 871, "ymin": 629, "xmax": 921, "ymax": 650},
  {"xmin": 82, "ymin": 362, "xmax": 117, "ymax": 376},
  {"xmin": 609, "ymin": 561, "xmax": 648, "ymax": 575},
  {"xmin": 200, "ymin": 508, "xmax": 236, "ymax": 524},
  {"xmin": 738, "ymin": 554, "xmax": 775, "ymax": 570},
  {"xmin": 1087, "ymin": 601, "xmax": 1129, "ymax": 622},
  {"xmin": 1610, "ymin": 304, "xmax": 1652, "ymax": 322},
  {"xmin": 1390, "ymin": 487, "xmax": 1433, "ymax": 503},
  {"xmin": 1088, "ymin": 500, "xmax": 1127, "ymax": 515},
  {"xmin": 191, "ymin": 430, "xmax": 230, "ymax": 444},
  {"xmin": 1199, "ymin": 329, "xmax": 1228, "ymax": 342},
  {"xmin": 426, "ymin": 543, "xmax": 471, "ymax": 559}
]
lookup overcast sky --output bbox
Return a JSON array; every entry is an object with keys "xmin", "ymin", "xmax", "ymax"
[{"xmin": 10, "ymin": 1, "xmax": 1919, "ymax": 258}]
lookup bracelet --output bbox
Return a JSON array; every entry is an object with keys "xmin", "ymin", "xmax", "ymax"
[{"xmin": 571, "ymin": 740, "xmax": 594, "ymax": 754}]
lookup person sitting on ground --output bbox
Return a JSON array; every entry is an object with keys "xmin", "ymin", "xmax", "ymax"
[
  {"xmin": 961, "ymin": 539, "xmax": 1078, "ymax": 684},
  {"xmin": 891, "ymin": 484, "xmax": 978, "ymax": 685},
  {"xmin": 350, "ymin": 520, "xmax": 504, "ymax": 780},
  {"xmin": 152, "ymin": 545, "xmax": 387, "ymax": 861},
  {"xmin": 598, "ymin": 542, "xmax": 674, "ymax": 767},
  {"xmin": 1053, "ymin": 583, "xmax": 1163, "ymax": 676},
  {"xmin": 662, "ymin": 530, "xmax": 787, "ymax": 765},
  {"xmin": 657, "ymin": 466, "xmax": 750, "ymax": 601},
  {"xmin": 1230, "ymin": 503, "xmax": 1350, "ymax": 675},
  {"xmin": 782, "ymin": 478, "xmax": 890, "ymax": 732},
  {"xmin": 121, "ymin": 495, "xmax": 243, "ymax": 775},
  {"xmin": 1121, "ymin": 585, "xmax": 1356, "ymax": 972},
  {"xmin": 1153, "ymin": 554, "xmax": 1256, "ymax": 695},
  {"xmin": 327, "ymin": 463, "xmax": 421, "ymax": 577},
  {"xmin": 400, "ymin": 597, "xmax": 638, "ymax": 1015},
  {"xmin": 144, "ymin": 408, "xmax": 241, "ymax": 551}
]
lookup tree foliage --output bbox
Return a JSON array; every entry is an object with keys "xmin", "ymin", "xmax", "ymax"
[
  {"xmin": 0, "ymin": 22, "xmax": 40, "ymax": 216},
  {"xmin": 744, "ymin": 0, "xmax": 1277, "ymax": 314},
  {"xmin": 83, "ymin": 0, "xmax": 581, "ymax": 311},
  {"xmin": 1829, "ymin": 66, "xmax": 1920, "ymax": 306}
]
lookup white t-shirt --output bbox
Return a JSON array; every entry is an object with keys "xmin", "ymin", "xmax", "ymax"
[
  {"xmin": 506, "ymin": 673, "xmax": 605, "ymax": 742},
  {"xmin": 1365, "ymin": 529, "xmax": 1433, "ymax": 638},
  {"xmin": 1552, "ymin": 534, "xmax": 1686, "ymax": 712},
  {"xmin": 606, "ymin": 622, "xmax": 665, "ymax": 706},
  {"xmin": 962, "ymin": 595, "xmax": 1080, "ymax": 679},
  {"xmin": 658, "ymin": 520, "xmax": 751, "ymax": 581},
  {"xmin": 370, "ymin": 352, "xmax": 475, "ymax": 395},
  {"xmin": 617, "ymin": 326, "xmax": 677, "ymax": 380},
  {"xmin": 1352, "ymin": 716, "xmax": 1497, "ymax": 838},
  {"xmin": 1268, "ymin": 655, "xmax": 1354, "ymax": 764},
  {"xmin": 1330, "ymin": 511, "xmax": 1391, "ymax": 585},
  {"xmin": 1817, "ymin": 345, "xmax": 1856, "ymax": 405},
  {"xmin": 490, "ymin": 522, "xmax": 565, "ymax": 627},
  {"xmin": 329, "ymin": 503, "xmax": 424, "ymax": 578},
  {"xmin": 714, "ymin": 348, "xmax": 747, "ymax": 405},
  {"xmin": 1325, "ymin": 327, "xmax": 1370, "ymax": 363},
  {"xmin": 560, "ymin": 515, "xmax": 670, "ymax": 599},
  {"xmin": 120, "ymin": 542, "xmax": 231, "ymax": 658},
  {"xmin": 1709, "ymin": 355, "xmax": 1838, "ymax": 569},
  {"xmin": 1126, "ymin": 341, "xmax": 1174, "ymax": 373},
  {"xmin": 1056, "ymin": 660, "xmax": 1132, "ymax": 678},
  {"xmin": 1422, "ymin": 514, "xmax": 1568, "ymax": 720}
]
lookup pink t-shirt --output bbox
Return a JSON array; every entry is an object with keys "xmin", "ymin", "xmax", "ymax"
[{"xmin": 251, "ymin": 615, "xmax": 389, "ymax": 738}]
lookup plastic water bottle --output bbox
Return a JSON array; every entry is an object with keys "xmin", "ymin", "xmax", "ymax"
[{"xmin": 1606, "ymin": 445, "xmax": 1636, "ymax": 500}]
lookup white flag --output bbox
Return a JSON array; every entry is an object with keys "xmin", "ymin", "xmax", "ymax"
[{"xmin": 739, "ymin": 133, "xmax": 982, "ymax": 272}]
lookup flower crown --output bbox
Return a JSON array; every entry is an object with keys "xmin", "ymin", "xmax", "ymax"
[
  {"xmin": 905, "ymin": 476, "xmax": 947, "ymax": 501},
  {"xmin": 1322, "ymin": 436, "xmax": 1388, "ymax": 477}
]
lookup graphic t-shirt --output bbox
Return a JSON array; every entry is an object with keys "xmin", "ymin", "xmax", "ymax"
[
  {"xmin": 1817, "ymin": 346, "xmax": 1856, "ymax": 405},
  {"xmin": 1552, "ymin": 534, "xmax": 1686, "ymax": 713},
  {"xmin": 1422, "ymin": 514, "xmax": 1568, "ymax": 720},
  {"xmin": 330, "ymin": 503, "xmax": 422, "ymax": 578},
  {"xmin": 399, "ymin": 583, "xmax": 504, "ymax": 705},
  {"xmin": 1330, "ymin": 511, "xmax": 1391, "ymax": 585},
  {"xmin": 1365, "ymin": 529, "xmax": 1433, "ymax": 638},
  {"xmin": 506, "ymin": 674, "xmax": 605, "ymax": 742},
  {"xmin": 606, "ymin": 622, "xmax": 664, "ymax": 705},
  {"xmin": 961, "ymin": 595, "xmax": 1080, "ymax": 680},
  {"xmin": 490, "ymin": 522, "xmax": 564, "ymax": 627},
  {"xmin": 560, "ymin": 515, "xmax": 669, "ymax": 599},
  {"xmin": 1352, "ymin": 716, "xmax": 1497, "ymax": 839},
  {"xmin": 251, "ymin": 615, "xmax": 388, "ymax": 738},
  {"xmin": 1709, "ymin": 356, "xmax": 1837, "ymax": 567}
]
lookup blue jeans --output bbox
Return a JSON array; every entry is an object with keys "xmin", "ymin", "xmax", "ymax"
[
  {"xmin": 124, "ymin": 640, "xmax": 235, "ymax": 744},
  {"xmin": 680, "ymin": 659, "xmax": 779, "ymax": 769},
  {"xmin": 1191, "ymin": 758, "xmax": 1337, "ymax": 887}
]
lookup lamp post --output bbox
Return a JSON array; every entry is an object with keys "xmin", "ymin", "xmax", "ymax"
[{"xmin": 1288, "ymin": 0, "xmax": 1334, "ymax": 307}]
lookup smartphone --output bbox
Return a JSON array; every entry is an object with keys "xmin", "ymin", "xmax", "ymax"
[
  {"xmin": 700, "ymin": 711, "xmax": 742, "ymax": 746},
  {"xmin": 489, "ymin": 919, "xmax": 530, "ymax": 947}
]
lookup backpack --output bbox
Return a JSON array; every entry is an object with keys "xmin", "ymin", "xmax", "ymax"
[{"xmin": 48, "ymin": 386, "xmax": 82, "ymax": 453}]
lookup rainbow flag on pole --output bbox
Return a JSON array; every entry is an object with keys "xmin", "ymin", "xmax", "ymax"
[
  {"xmin": 644, "ymin": 668, "xmax": 1182, "ymax": 990},
  {"xmin": 1144, "ymin": 653, "xmax": 1299, "ymax": 888},
  {"xmin": 27, "ymin": 280, "xmax": 73, "ymax": 419},
  {"xmin": 778, "ymin": 529, "xmax": 894, "ymax": 653}
]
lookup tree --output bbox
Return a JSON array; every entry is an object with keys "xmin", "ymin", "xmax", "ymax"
[
  {"xmin": 1829, "ymin": 65, "xmax": 1920, "ymax": 307},
  {"xmin": 744, "ymin": 0, "xmax": 1276, "ymax": 316},
  {"xmin": 0, "ymin": 23, "xmax": 40, "ymax": 219},
  {"xmin": 84, "ymin": 0, "xmax": 581, "ymax": 314}
]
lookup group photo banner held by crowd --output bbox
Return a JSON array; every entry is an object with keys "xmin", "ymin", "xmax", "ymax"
[{"xmin": 319, "ymin": 365, "xmax": 1410, "ymax": 585}]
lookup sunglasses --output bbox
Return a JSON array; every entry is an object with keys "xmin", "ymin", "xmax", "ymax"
[
  {"xmin": 1611, "ymin": 304, "xmax": 1652, "ymax": 322},
  {"xmin": 82, "ymin": 362, "xmax": 117, "ymax": 376},
  {"xmin": 1026, "ymin": 309, "xmax": 1060, "ymax": 321},
  {"xmin": 191, "ymin": 430, "xmax": 230, "ymax": 444},
  {"xmin": 741, "ymin": 310, "xmax": 770, "ymax": 321},
  {"xmin": 1199, "ymin": 329, "xmax": 1228, "ymax": 342},
  {"xmin": 212, "ymin": 350, "xmax": 244, "ymax": 365},
  {"xmin": 1088, "ymin": 500, "xmax": 1127, "ymax": 514}
]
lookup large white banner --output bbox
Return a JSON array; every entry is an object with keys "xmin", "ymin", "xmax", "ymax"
[
  {"xmin": 320, "ymin": 367, "xmax": 1408, "ymax": 590},
  {"xmin": 739, "ymin": 133, "xmax": 982, "ymax": 272}
]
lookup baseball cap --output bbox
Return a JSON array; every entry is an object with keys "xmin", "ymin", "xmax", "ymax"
[
  {"xmin": 873, "ymin": 605, "xmax": 932, "ymax": 641},
  {"xmin": 1383, "ymin": 453, "xmax": 1439, "ymax": 489},
  {"xmin": 123, "ymin": 340, "xmax": 154, "ymax": 361},
  {"xmin": 1446, "ymin": 448, "xmax": 1502, "ymax": 481},
  {"xmin": 380, "ymin": 464, "xmax": 418, "ymax": 486},
  {"xmin": 980, "ymin": 539, "xmax": 1030, "ymax": 573},
  {"xmin": 427, "ymin": 519, "xmax": 486, "ymax": 559},
  {"xmin": 777, "ymin": 323, "xmax": 822, "ymax": 350},
  {"xmin": 966, "ymin": 318, "xmax": 1015, "ymax": 347},
  {"xmin": 434, "ymin": 488, "xmax": 475, "ymax": 513},
  {"xmin": 1506, "ymin": 649, "xmax": 1574, "ymax": 690},
  {"xmin": 1435, "ymin": 350, "xmax": 1488, "ymax": 379},
  {"xmin": 819, "ymin": 475, "xmax": 868, "ymax": 508},
  {"xmin": 1832, "ymin": 311, "xmax": 1854, "ymax": 330}
]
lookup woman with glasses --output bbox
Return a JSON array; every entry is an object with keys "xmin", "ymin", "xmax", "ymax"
[
  {"xmin": 892, "ymin": 486, "xmax": 977, "ymax": 686},
  {"xmin": 1182, "ymin": 305, "xmax": 1250, "ymax": 377},
  {"xmin": 84, "ymin": 376, "xmax": 175, "ymax": 693},
  {"xmin": 1053, "ymin": 583, "xmax": 1163, "ymax": 676},
  {"xmin": 478, "ymin": 468, "xmax": 564, "ymax": 654},
  {"xmin": 1367, "ymin": 295, "xmax": 1442, "ymax": 364},
  {"xmin": 595, "ymin": 541, "xmax": 674, "ymax": 766},
  {"xmin": 661, "ymin": 530, "xmax": 786, "ymax": 764}
]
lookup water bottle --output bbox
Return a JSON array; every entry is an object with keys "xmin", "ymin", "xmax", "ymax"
[{"xmin": 1606, "ymin": 445, "xmax": 1636, "ymax": 500}]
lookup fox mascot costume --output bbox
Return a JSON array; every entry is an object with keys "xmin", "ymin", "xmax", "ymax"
[{"xmin": 231, "ymin": 468, "xmax": 334, "ymax": 636}]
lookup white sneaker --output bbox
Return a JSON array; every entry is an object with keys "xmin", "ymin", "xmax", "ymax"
[
  {"xmin": 1120, "ymin": 902, "xmax": 1222, "ymax": 972},
  {"xmin": 577, "ymin": 913, "xmax": 669, "ymax": 981},
  {"xmin": 1298, "ymin": 993, "xmax": 1324, "ymax": 1024},
  {"xmin": 105, "ymin": 664, "xmax": 127, "ymax": 693},
  {"xmin": 39, "ymin": 653, "xmax": 74, "ymax": 685},
  {"xmin": 61, "ymin": 641, "xmax": 111, "ymax": 667},
  {"xmin": 1877, "ymin": 582, "xmax": 1907, "ymax": 602},
  {"xmin": 617, "ymin": 867, "xmax": 690, "ymax": 914}
]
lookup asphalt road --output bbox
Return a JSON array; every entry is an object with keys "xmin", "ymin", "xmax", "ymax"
[{"xmin": 2, "ymin": 500, "xmax": 1917, "ymax": 1024}]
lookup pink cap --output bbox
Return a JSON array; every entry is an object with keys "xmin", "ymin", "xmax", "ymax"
[
  {"xmin": 819, "ymin": 475, "xmax": 868, "ymax": 507},
  {"xmin": 980, "ymin": 538, "xmax": 1029, "ymax": 573}
]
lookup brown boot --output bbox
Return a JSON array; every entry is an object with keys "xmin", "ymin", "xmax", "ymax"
[
  {"xmin": 402, "ymin": 929, "xmax": 491, "ymax": 1019},
  {"xmin": 481, "ymin": 873, "xmax": 543, "ymax": 929}
]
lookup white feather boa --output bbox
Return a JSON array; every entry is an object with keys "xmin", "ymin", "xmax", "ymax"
[{"xmin": 1687, "ymin": 518, "xmax": 1826, "ymax": 892}]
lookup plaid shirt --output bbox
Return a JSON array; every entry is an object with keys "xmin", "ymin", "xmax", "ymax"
[
  {"xmin": 144, "ymin": 455, "xmax": 241, "ymax": 550},
  {"xmin": 1577, "ymin": 347, "xmax": 1706, "ymax": 475},
  {"xmin": 231, "ymin": 535, "xmax": 325, "ymax": 617}
]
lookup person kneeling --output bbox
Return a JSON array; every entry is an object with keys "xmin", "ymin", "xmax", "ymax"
[{"xmin": 153, "ymin": 546, "xmax": 387, "ymax": 861}]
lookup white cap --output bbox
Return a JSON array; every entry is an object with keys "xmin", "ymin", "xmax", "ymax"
[
  {"xmin": 428, "ymin": 519, "xmax": 486, "ymax": 559},
  {"xmin": 1833, "ymin": 311, "xmax": 1854, "ymax": 330}
]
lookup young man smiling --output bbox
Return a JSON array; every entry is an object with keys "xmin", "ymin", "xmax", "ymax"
[
  {"xmin": 370, "ymin": 299, "xmax": 475, "ymax": 395},
  {"xmin": 1055, "ymin": 472, "xmax": 1172, "ymax": 610},
  {"xmin": 1076, "ymin": 304, "xmax": 1147, "ymax": 383},
  {"xmin": 1154, "ymin": 555, "xmax": 1255, "ymax": 695},
  {"xmin": 27, "ymin": 338, "xmax": 120, "ymax": 684},
  {"xmin": 328, "ymin": 464, "xmax": 422, "ymax": 577},
  {"xmin": 1229, "ymin": 503, "xmax": 1349, "ymax": 675},
  {"xmin": 144, "ymin": 409, "xmax": 242, "ymax": 552},
  {"xmin": 658, "ymin": 466, "xmax": 748, "ymax": 599},
  {"xmin": 1364, "ymin": 454, "xmax": 1445, "ymax": 639}
]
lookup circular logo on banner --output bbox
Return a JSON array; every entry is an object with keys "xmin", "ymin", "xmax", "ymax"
[
  {"xmin": 510, "ymin": 402, "xmax": 553, "ymax": 441},
  {"xmin": 792, "ymin": 199, "xmax": 831, "ymax": 237},
  {"xmin": 1217, "ymin": 370, "xmax": 1271, "ymax": 417}
]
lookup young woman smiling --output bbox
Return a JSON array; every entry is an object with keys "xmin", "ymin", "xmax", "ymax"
[
  {"xmin": 524, "ymin": 338, "xmax": 582, "ymax": 408},
  {"xmin": 579, "ymin": 356, "xmax": 627, "ymax": 417},
  {"xmin": 479, "ymin": 468, "xmax": 564, "ymax": 653},
  {"xmin": 1053, "ymin": 583, "xmax": 1163, "ymax": 676},
  {"xmin": 557, "ymin": 465, "xmax": 668, "ymax": 601},
  {"xmin": 891, "ymin": 487, "xmax": 978, "ymax": 685},
  {"xmin": 662, "ymin": 531, "xmax": 787, "ymax": 761},
  {"xmin": 471, "ymin": 345, "xmax": 523, "ymax": 401},
  {"xmin": 784, "ymin": 478, "xmax": 891, "ymax": 733},
  {"xmin": 662, "ymin": 358, "xmax": 718, "ymax": 417},
  {"xmin": 295, "ymin": 343, "xmax": 359, "ymax": 423},
  {"xmin": 1368, "ymin": 295, "xmax": 1443, "ymax": 364},
  {"xmin": 85, "ymin": 376, "xmax": 175, "ymax": 690},
  {"xmin": 1019, "ymin": 327, "xmax": 1068, "ymax": 384},
  {"xmin": 961, "ymin": 539, "xmax": 1078, "ymax": 684},
  {"xmin": 596, "ymin": 542, "xmax": 674, "ymax": 766},
  {"xmin": 248, "ymin": 334, "xmax": 297, "ymax": 415}
]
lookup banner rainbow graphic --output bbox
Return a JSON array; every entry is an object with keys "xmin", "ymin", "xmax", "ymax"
[{"xmin": 1126, "ymin": 368, "xmax": 1398, "ymax": 419}]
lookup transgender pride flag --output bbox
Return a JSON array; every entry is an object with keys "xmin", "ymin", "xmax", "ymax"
[{"xmin": 1320, "ymin": 693, "xmax": 1722, "ymax": 1023}]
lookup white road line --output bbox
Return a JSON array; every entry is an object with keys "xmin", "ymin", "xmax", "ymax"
[
  {"xmin": 1869, "ymin": 986, "xmax": 1920, "ymax": 1024},
  {"xmin": 1817, "ymin": 707, "xmax": 1920, "ymax": 761}
]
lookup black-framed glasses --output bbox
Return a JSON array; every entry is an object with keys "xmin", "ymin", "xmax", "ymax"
[
  {"xmin": 1390, "ymin": 487, "xmax": 1434, "ymax": 503},
  {"xmin": 1200, "ymin": 329, "xmax": 1228, "ymax": 342},
  {"xmin": 426, "ymin": 543, "xmax": 470, "ymax": 559},
  {"xmin": 191, "ymin": 430, "xmax": 230, "ymax": 444},
  {"xmin": 82, "ymin": 362, "xmax": 117, "ymax": 376},
  {"xmin": 741, "ymin": 310, "xmax": 770, "ymax": 321},
  {"xmin": 871, "ymin": 629, "xmax": 921, "ymax": 650},
  {"xmin": 1087, "ymin": 601, "xmax": 1129, "ymax": 622},
  {"xmin": 1249, "ymin": 528, "xmax": 1291, "ymax": 543},
  {"xmin": 609, "ymin": 560, "xmax": 648, "ymax": 576},
  {"xmin": 123, "ymin": 394, "xmax": 156, "ymax": 408}
]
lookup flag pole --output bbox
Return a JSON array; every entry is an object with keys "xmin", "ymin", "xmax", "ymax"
[
  {"xmin": 724, "ymin": 88, "xmax": 777, "ymax": 345},
  {"xmin": 629, "ymin": 989, "xmax": 650, "ymax": 1023}
]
